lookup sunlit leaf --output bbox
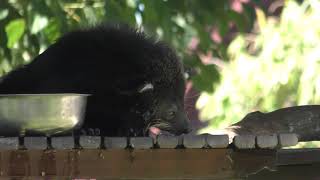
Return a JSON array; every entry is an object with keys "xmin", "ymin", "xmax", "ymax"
[
  {"xmin": 0, "ymin": 9, "xmax": 9, "ymax": 20},
  {"xmin": 5, "ymin": 19, "xmax": 26, "ymax": 48},
  {"xmin": 84, "ymin": 6, "xmax": 97, "ymax": 25},
  {"xmin": 31, "ymin": 14, "xmax": 49, "ymax": 34},
  {"xmin": 255, "ymin": 7, "xmax": 266, "ymax": 30}
]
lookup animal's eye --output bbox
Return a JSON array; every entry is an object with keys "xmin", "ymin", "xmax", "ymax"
[{"xmin": 166, "ymin": 110, "xmax": 176, "ymax": 120}]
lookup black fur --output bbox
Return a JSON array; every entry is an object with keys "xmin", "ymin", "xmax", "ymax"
[{"xmin": 0, "ymin": 24, "xmax": 190, "ymax": 136}]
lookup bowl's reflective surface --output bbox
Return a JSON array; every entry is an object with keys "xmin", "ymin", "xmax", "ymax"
[{"xmin": 0, "ymin": 94, "xmax": 88, "ymax": 136}]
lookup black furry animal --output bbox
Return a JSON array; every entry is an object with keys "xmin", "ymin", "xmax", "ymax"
[{"xmin": 0, "ymin": 24, "xmax": 191, "ymax": 137}]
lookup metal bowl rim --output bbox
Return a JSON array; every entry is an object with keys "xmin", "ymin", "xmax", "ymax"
[{"xmin": 0, "ymin": 93, "xmax": 91, "ymax": 97}]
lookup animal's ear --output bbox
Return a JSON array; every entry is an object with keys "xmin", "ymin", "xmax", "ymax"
[
  {"xmin": 118, "ymin": 82, "xmax": 154, "ymax": 95},
  {"xmin": 183, "ymin": 66, "xmax": 198, "ymax": 80},
  {"xmin": 138, "ymin": 82, "xmax": 154, "ymax": 93}
]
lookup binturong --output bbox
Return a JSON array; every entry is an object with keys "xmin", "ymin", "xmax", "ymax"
[{"xmin": 0, "ymin": 24, "xmax": 191, "ymax": 137}]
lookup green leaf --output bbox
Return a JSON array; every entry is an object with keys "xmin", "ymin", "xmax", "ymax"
[
  {"xmin": 84, "ymin": 6, "xmax": 98, "ymax": 25},
  {"xmin": 31, "ymin": 14, "xmax": 49, "ymax": 34},
  {"xmin": 192, "ymin": 64, "xmax": 220, "ymax": 93},
  {"xmin": 44, "ymin": 18, "xmax": 61, "ymax": 44},
  {"xmin": 0, "ymin": 9, "xmax": 9, "ymax": 21},
  {"xmin": 5, "ymin": 19, "xmax": 26, "ymax": 48}
]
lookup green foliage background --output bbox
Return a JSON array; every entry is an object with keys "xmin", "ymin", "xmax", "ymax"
[
  {"xmin": 198, "ymin": 0, "xmax": 320, "ymax": 133},
  {"xmin": 0, "ymin": 0, "xmax": 260, "ymax": 87}
]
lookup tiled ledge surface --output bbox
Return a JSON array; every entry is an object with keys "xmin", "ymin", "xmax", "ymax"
[{"xmin": 0, "ymin": 133, "xmax": 298, "ymax": 150}]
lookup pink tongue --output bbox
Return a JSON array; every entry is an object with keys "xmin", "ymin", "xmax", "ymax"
[{"xmin": 148, "ymin": 126, "xmax": 161, "ymax": 138}]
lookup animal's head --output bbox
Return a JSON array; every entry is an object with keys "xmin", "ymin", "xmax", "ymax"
[
  {"xmin": 121, "ymin": 79, "xmax": 191, "ymax": 137},
  {"xmin": 146, "ymin": 84, "xmax": 192, "ymax": 137},
  {"xmin": 88, "ymin": 24, "xmax": 192, "ymax": 137},
  {"xmin": 117, "ymin": 38, "xmax": 191, "ymax": 137}
]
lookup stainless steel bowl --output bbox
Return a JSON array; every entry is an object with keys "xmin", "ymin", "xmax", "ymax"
[{"xmin": 0, "ymin": 94, "xmax": 89, "ymax": 136}]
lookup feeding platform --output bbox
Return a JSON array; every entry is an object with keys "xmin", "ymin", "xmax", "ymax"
[{"xmin": 0, "ymin": 133, "xmax": 318, "ymax": 179}]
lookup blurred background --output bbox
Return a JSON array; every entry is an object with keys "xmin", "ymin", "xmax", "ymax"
[{"xmin": 1, "ymin": 0, "xmax": 320, "ymax": 146}]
